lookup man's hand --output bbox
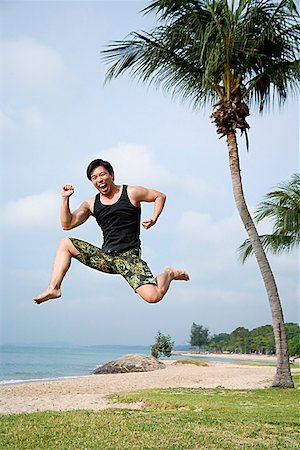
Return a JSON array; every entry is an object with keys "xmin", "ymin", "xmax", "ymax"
[
  {"xmin": 61, "ymin": 184, "xmax": 75, "ymax": 198},
  {"xmin": 142, "ymin": 219, "xmax": 156, "ymax": 230}
]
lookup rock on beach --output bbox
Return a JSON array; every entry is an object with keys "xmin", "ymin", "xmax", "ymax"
[{"xmin": 92, "ymin": 353, "xmax": 166, "ymax": 374}]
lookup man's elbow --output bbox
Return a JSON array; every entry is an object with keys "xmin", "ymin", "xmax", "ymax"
[
  {"xmin": 160, "ymin": 193, "xmax": 167, "ymax": 202},
  {"xmin": 61, "ymin": 223, "xmax": 73, "ymax": 231}
]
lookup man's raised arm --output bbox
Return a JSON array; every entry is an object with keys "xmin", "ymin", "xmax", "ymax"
[
  {"xmin": 129, "ymin": 186, "xmax": 166, "ymax": 230},
  {"xmin": 60, "ymin": 184, "xmax": 92, "ymax": 230}
]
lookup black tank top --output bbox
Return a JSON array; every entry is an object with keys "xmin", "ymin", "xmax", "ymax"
[{"xmin": 93, "ymin": 185, "xmax": 141, "ymax": 252}]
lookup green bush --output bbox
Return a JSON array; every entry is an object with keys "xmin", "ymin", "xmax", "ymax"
[{"xmin": 151, "ymin": 331, "xmax": 174, "ymax": 358}]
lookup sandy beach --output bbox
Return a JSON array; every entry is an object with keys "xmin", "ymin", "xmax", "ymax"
[{"xmin": 1, "ymin": 359, "xmax": 293, "ymax": 416}]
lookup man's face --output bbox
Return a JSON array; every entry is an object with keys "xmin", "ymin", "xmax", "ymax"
[{"xmin": 90, "ymin": 165, "xmax": 114, "ymax": 194}]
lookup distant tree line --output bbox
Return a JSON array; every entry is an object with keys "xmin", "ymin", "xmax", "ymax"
[{"xmin": 190, "ymin": 322, "xmax": 300, "ymax": 357}]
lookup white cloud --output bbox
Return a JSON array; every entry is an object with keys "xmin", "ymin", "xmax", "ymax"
[
  {"xmin": 178, "ymin": 209, "xmax": 244, "ymax": 246},
  {"xmin": 20, "ymin": 106, "xmax": 47, "ymax": 129},
  {"xmin": 175, "ymin": 209, "xmax": 298, "ymax": 317},
  {"xmin": 101, "ymin": 143, "xmax": 173, "ymax": 187},
  {"xmin": 0, "ymin": 106, "xmax": 48, "ymax": 135},
  {"xmin": 183, "ymin": 177, "xmax": 218, "ymax": 199},
  {"xmin": 0, "ymin": 37, "xmax": 65, "ymax": 90},
  {"xmin": 88, "ymin": 143, "xmax": 218, "ymax": 199},
  {"xmin": 175, "ymin": 208, "xmax": 255, "ymax": 280},
  {"xmin": 177, "ymin": 206, "xmax": 276, "ymax": 252},
  {"xmin": 0, "ymin": 191, "xmax": 60, "ymax": 232},
  {"xmin": 0, "ymin": 110, "xmax": 15, "ymax": 134}
]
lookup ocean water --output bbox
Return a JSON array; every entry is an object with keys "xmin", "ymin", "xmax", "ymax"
[
  {"xmin": 0, "ymin": 344, "xmax": 153, "ymax": 385},
  {"xmin": 0, "ymin": 345, "xmax": 276, "ymax": 385}
]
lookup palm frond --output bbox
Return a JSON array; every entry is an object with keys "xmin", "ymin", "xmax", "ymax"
[
  {"xmin": 103, "ymin": 2, "xmax": 228, "ymax": 108},
  {"xmin": 255, "ymin": 174, "xmax": 300, "ymax": 233},
  {"xmin": 238, "ymin": 233, "xmax": 299, "ymax": 262},
  {"xmin": 239, "ymin": 173, "xmax": 300, "ymax": 261},
  {"xmin": 102, "ymin": 0, "xmax": 300, "ymax": 113},
  {"xmin": 142, "ymin": 0, "xmax": 201, "ymax": 19},
  {"xmin": 238, "ymin": 237, "xmax": 255, "ymax": 262}
]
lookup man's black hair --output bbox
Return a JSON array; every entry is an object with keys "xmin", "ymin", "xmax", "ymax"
[{"xmin": 86, "ymin": 159, "xmax": 114, "ymax": 180}]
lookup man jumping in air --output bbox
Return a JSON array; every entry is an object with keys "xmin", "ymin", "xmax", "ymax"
[{"xmin": 33, "ymin": 158, "xmax": 189, "ymax": 305}]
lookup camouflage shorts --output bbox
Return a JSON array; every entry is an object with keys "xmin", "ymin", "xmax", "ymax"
[{"xmin": 70, "ymin": 238, "xmax": 157, "ymax": 292}]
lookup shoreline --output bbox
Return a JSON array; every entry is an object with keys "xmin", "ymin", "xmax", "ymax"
[
  {"xmin": 2, "ymin": 360, "xmax": 298, "ymax": 416},
  {"xmin": 0, "ymin": 374, "xmax": 92, "ymax": 388},
  {"xmin": 1, "ymin": 352, "xmax": 280, "ymax": 387},
  {"xmin": 175, "ymin": 352, "xmax": 278, "ymax": 362}
]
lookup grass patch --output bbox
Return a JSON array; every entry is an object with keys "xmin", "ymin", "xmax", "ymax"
[
  {"xmin": 293, "ymin": 372, "xmax": 300, "ymax": 388},
  {"xmin": 1, "ymin": 376, "xmax": 299, "ymax": 449},
  {"xmin": 174, "ymin": 359, "xmax": 209, "ymax": 367},
  {"xmin": 230, "ymin": 361, "xmax": 300, "ymax": 369},
  {"xmin": 230, "ymin": 361, "xmax": 277, "ymax": 367}
]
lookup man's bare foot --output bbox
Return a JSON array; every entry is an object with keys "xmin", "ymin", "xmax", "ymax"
[
  {"xmin": 33, "ymin": 287, "xmax": 61, "ymax": 304},
  {"xmin": 165, "ymin": 267, "xmax": 190, "ymax": 281}
]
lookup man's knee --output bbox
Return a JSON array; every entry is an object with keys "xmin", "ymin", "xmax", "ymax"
[
  {"xmin": 137, "ymin": 286, "xmax": 163, "ymax": 304},
  {"xmin": 59, "ymin": 238, "xmax": 78, "ymax": 256},
  {"xmin": 59, "ymin": 238, "xmax": 71, "ymax": 249}
]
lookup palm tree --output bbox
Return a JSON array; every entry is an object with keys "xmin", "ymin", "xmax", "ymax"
[
  {"xmin": 102, "ymin": 0, "xmax": 300, "ymax": 387},
  {"xmin": 239, "ymin": 174, "xmax": 300, "ymax": 261}
]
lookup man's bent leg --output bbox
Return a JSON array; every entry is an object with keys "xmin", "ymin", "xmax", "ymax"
[
  {"xmin": 136, "ymin": 267, "xmax": 189, "ymax": 304},
  {"xmin": 33, "ymin": 238, "xmax": 80, "ymax": 304}
]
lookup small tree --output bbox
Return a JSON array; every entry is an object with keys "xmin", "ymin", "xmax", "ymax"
[
  {"xmin": 190, "ymin": 323, "xmax": 209, "ymax": 352},
  {"xmin": 250, "ymin": 325, "xmax": 275, "ymax": 355},
  {"xmin": 209, "ymin": 333, "xmax": 231, "ymax": 353},
  {"xmin": 230, "ymin": 327, "xmax": 251, "ymax": 354},
  {"xmin": 151, "ymin": 331, "xmax": 174, "ymax": 359},
  {"xmin": 289, "ymin": 335, "xmax": 300, "ymax": 357},
  {"xmin": 286, "ymin": 323, "xmax": 300, "ymax": 357}
]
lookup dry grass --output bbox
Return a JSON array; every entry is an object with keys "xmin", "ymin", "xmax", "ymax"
[{"xmin": 173, "ymin": 359, "xmax": 209, "ymax": 367}]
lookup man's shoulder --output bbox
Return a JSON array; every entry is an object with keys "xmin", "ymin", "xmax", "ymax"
[
  {"xmin": 126, "ymin": 186, "xmax": 147, "ymax": 206},
  {"xmin": 127, "ymin": 185, "xmax": 146, "ymax": 194}
]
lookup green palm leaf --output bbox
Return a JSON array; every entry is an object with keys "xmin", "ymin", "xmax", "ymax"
[
  {"xmin": 239, "ymin": 174, "xmax": 300, "ymax": 261},
  {"xmin": 103, "ymin": 0, "xmax": 300, "ymax": 113}
]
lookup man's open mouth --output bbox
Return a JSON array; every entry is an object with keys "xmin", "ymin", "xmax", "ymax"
[{"xmin": 99, "ymin": 183, "xmax": 108, "ymax": 191}]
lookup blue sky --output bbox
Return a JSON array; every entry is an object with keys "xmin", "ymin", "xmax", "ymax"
[{"xmin": 1, "ymin": 0, "xmax": 299, "ymax": 346}]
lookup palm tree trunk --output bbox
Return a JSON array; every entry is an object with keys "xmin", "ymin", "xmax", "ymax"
[{"xmin": 226, "ymin": 130, "xmax": 294, "ymax": 388}]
